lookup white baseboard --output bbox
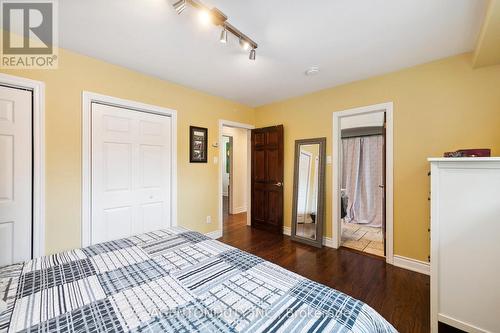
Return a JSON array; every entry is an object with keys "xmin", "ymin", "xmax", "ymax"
[
  {"xmin": 283, "ymin": 226, "xmax": 334, "ymax": 248},
  {"xmin": 232, "ymin": 206, "xmax": 247, "ymax": 214},
  {"xmin": 283, "ymin": 226, "xmax": 291, "ymax": 236},
  {"xmin": 438, "ymin": 314, "xmax": 487, "ymax": 333},
  {"xmin": 206, "ymin": 230, "xmax": 222, "ymax": 239},
  {"xmin": 322, "ymin": 236, "xmax": 335, "ymax": 248},
  {"xmin": 393, "ymin": 255, "xmax": 430, "ymax": 275},
  {"xmin": 284, "ymin": 227, "xmax": 429, "ymax": 274}
]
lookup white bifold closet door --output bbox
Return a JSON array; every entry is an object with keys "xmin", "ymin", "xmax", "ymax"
[
  {"xmin": 0, "ymin": 86, "xmax": 32, "ymax": 266},
  {"xmin": 91, "ymin": 103, "xmax": 172, "ymax": 244}
]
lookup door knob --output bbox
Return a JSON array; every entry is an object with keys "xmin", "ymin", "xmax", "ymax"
[
  {"xmin": 274, "ymin": 182, "xmax": 283, "ymax": 187},
  {"xmin": 378, "ymin": 185, "xmax": 385, "ymax": 188}
]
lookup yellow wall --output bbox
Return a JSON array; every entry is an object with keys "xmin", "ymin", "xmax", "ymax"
[
  {"xmin": 255, "ymin": 54, "xmax": 500, "ymax": 261},
  {"xmin": 0, "ymin": 48, "xmax": 254, "ymax": 254},
  {"xmin": 2, "ymin": 48, "xmax": 499, "ymax": 262}
]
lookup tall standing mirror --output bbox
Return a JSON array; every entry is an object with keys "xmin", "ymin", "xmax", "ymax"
[{"xmin": 291, "ymin": 138, "xmax": 326, "ymax": 247}]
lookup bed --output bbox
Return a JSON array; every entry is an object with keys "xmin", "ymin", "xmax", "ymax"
[{"xmin": 0, "ymin": 227, "xmax": 396, "ymax": 332}]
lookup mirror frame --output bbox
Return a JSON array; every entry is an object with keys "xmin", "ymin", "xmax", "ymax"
[{"xmin": 290, "ymin": 137, "xmax": 326, "ymax": 248}]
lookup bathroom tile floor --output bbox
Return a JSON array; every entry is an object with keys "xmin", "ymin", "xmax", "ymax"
[{"xmin": 341, "ymin": 221, "xmax": 384, "ymax": 257}]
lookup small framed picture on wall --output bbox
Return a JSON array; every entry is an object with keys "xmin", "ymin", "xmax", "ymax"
[{"xmin": 190, "ymin": 126, "xmax": 208, "ymax": 163}]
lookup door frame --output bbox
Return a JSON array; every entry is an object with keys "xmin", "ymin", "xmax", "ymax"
[
  {"xmin": 332, "ymin": 102, "xmax": 394, "ymax": 264},
  {"xmin": 0, "ymin": 73, "xmax": 45, "ymax": 258},
  {"xmin": 217, "ymin": 120, "xmax": 254, "ymax": 237},
  {"xmin": 82, "ymin": 91, "xmax": 177, "ymax": 247}
]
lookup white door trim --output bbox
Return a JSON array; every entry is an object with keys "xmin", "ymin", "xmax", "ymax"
[
  {"xmin": 218, "ymin": 120, "xmax": 254, "ymax": 238},
  {"xmin": 0, "ymin": 73, "xmax": 45, "ymax": 258},
  {"xmin": 332, "ymin": 102, "xmax": 394, "ymax": 264},
  {"xmin": 82, "ymin": 91, "xmax": 177, "ymax": 247}
]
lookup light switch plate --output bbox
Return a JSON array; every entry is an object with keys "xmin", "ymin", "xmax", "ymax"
[
  {"xmin": 213, "ymin": 157, "xmax": 218, "ymax": 164},
  {"xmin": 327, "ymin": 155, "xmax": 332, "ymax": 164}
]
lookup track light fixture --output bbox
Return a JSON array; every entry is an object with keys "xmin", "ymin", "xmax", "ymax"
[
  {"xmin": 173, "ymin": 0, "xmax": 187, "ymax": 15},
  {"xmin": 172, "ymin": 0, "xmax": 258, "ymax": 60},
  {"xmin": 249, "ymin": 48, "xmax": 256, "ymax": 61},
  {"xmin": 219, "ymin": 27, "xmax": 227, "ymax": 44}
]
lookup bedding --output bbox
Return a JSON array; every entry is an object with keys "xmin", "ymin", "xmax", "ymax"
[{"xmin": 0, "ymin": 227, "xmax": 397, "ymax": 332}]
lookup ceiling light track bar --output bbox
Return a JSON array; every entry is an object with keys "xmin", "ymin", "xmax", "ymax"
[
  {"xmin": 174, "ymin": 0, "xmax": 258, "ymax": 50},
  {"xmin": 224, "ymin": 22, "xmax": 257, "ymax": 49}
]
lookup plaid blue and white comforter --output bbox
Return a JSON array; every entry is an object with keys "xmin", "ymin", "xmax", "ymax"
[{"xmin": 0, "ymin": 227, "xmax": 397, "ymax": 332}]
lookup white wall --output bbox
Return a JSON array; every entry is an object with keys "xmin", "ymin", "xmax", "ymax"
[
  {"xmin": 341, "ymin": 111, "xmax": 384, "ymax": 129},
  {"xmin": 222, "ymin": 136, "xmax": 230, "ymax": 196},
  {"xmin": 222, "ymin": 126, "xmax": 248, "ymax": 214}
]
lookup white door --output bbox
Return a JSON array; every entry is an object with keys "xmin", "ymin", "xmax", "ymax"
[
  {"xmin": 91, "ymin": 103, "xmax": 172, "ymax": 244},
  {"xmin": 0, "ymin": 86, "xmax": 32, "ymax": 266}
]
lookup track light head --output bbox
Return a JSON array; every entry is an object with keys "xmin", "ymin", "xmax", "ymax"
[
  {"xmin": 173, "ymin": 0, "xmax": 187, "ymax": 15},
  {"xmin": 220, "ymin": 27, "xmax": 227, "ymax": 44},
  {"xmin": 249, "ymin": 48, "xmax": 256, "ymax": 60}
]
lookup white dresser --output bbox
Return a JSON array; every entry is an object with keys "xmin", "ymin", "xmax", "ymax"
[{"xmin": 429, "ymin": 158, "xmax": 500, "ymax": 333}]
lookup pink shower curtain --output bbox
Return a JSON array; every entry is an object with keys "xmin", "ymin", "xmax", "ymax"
[{"xmin": 341, "ymin": 135, "xmax": 384, "ymax": 227}]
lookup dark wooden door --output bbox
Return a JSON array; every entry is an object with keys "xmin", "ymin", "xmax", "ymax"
[{"xmin": 251, "ymin": 125, "xmax": 284, "ymax": 233}]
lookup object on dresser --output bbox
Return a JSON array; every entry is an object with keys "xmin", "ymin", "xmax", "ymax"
[{"xmin": 443, "ymin": 149, "xmax": 491, "ymax": 158}]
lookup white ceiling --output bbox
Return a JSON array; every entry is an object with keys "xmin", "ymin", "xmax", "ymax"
[{"xmin": 59, "ymin": 0, "xmax": 487, "ymax": 107}]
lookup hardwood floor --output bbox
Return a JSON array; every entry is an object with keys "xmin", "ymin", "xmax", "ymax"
[{"xmin": 220, "ymin": 211, "xmax": 430, "ymax": 333}]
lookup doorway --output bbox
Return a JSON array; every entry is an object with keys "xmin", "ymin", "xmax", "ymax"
[
  {"xmin": 0, "ymin": 85, "xmax": 32, "ymax": 266},
  {"xmin": 220, "ymin": 124, "xmax": 250, "ymax": 233},
  {"xmin": 91, "ymin": 104, "xmax": 173, "ymax": 243},
  {"xmin": 218, "ymin": 120, "xmax": 254, "ymax": 237},
  {"xmin": 250, "ymin": 125, "xmax": 285, "ymax": 233},
  {"xmin": 333, "ymin": 102, "xmax": 394, "ymax": 263},
  {"xmin": 222, "ymin": 135, "xmax": 233, "ymax": 217},
  {"xmin": 340, "ymin": 113, "xmax": 385, "ymax": 257},
  {"xmin": 0, "ymin": 73, "xmax": 45, "ymax": 265},
  {"xmin": 82, "ymin": 92, "xmax": 177, "ymax": 247}
]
